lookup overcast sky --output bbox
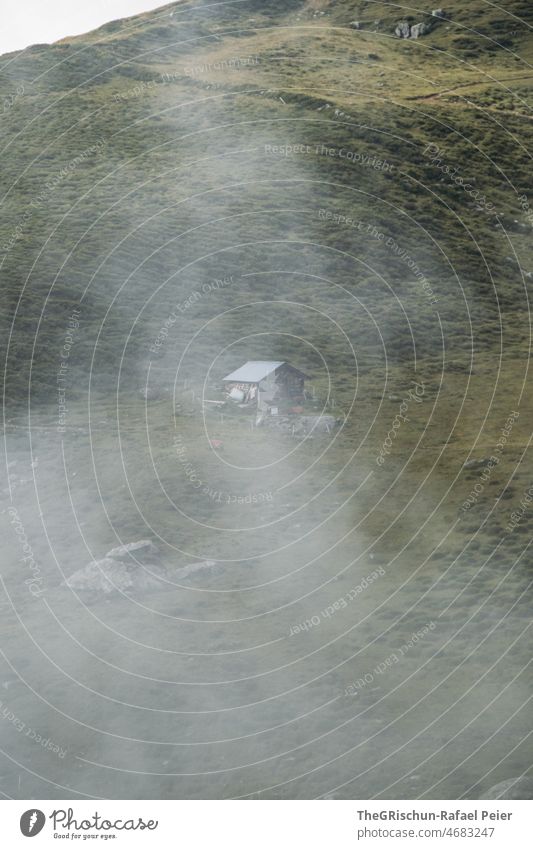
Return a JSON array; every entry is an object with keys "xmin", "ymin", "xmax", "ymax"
[{"xmin": 1, "ymin": 1, "xmax": 167, "ymax": 56}]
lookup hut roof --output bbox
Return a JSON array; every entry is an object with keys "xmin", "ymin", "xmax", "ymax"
[{"xmin": 223, "ymin": 361, "xmax": 284, "ymax": 383}]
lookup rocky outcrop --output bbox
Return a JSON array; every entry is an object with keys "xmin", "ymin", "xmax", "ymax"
[
  {"xmin": 64, "ymin": 542, "xmax": 223, "ymax": 597},
  {"xmin": 65, "ymin": 556, "xmax": 167, "ymax": 596},
  {"xmin": 65, "ymin": 539, "xmax": 165, "ymax": 597},
  {"xmin": 410, "ymin": 22, "xmax": 433, "ymax": 39},
  {"xmin": 395, "ymin": 10, "xmax": 449, "ymax": 39},
  {"xmin": 395, "ymin": 21, "xmax": 411, "ymax": 39},
  {"xmin": 483, "ymin": 776, "xmax": 533, "ymax": 799}
]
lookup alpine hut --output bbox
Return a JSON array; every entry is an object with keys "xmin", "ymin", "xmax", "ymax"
[{"xmin": 222, "ymin": 361, "xmax": 308, "ymax": 412}]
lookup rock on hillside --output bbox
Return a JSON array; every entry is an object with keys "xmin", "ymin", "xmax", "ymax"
[
  {"xmin": 65, "ymin": 539, "xmax": 165, "ymax": 596},
  {"xmin": 395, "ymin": 9, "xmax": 450, "ymax": 38}
]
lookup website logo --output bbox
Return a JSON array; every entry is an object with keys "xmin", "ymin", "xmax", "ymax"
[{"xmin": 20, "ymin": 809, "xmax": 46, "ymax": 836}]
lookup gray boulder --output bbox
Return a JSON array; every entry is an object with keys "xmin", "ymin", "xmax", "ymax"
[
  {"xmin": 395, "ymin": 21, "xmax": 411, "ymax": 38},
  {"xmin": 463, "ymin": 458, "xmax": 492, "ymax": 470},
  {"xmin": 395, "ymin": 14, "xmax": 443, "ymax": 38},
  {"xmin": 483, "ymin": 777, "xmax": 533, "ymax": 799},
  {"xmin": 411, "ymin": 21, "xmax": 433, "ymax": 38},
  {"xmin": 65, "ymin": 557, "xmax": 167, "ymax": 596},
  {"xmin": 105, "ymin": 539, "xmax": 160, "ymax": 564}
]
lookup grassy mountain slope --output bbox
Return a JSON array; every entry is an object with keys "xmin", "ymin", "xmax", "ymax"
[
  {"xmin": 1, "ymin": 0, "xmax": 533, "ymax": 801},
  {"xmin": 1, "ymin": 0, "xmax": 532, "ymax": 406}
]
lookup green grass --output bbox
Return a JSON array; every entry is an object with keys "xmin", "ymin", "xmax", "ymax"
[
  {"xmin": 1, "ymin": 0, "xmax": 532, "ymax": 411},
  {"xmin": 2, "ymin": 1, "xmax": 533, "ymax": 800}
]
